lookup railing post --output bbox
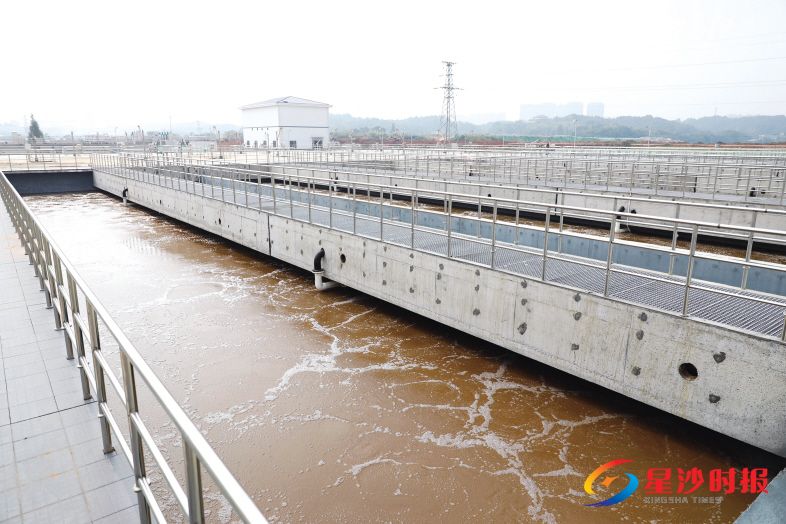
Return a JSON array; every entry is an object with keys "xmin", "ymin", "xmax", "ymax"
[
  {"xmin": 682, "ymin": 224, "xmax": 699, "ymax": 316},
  {"xmin": 351, "ymin": 183, "xmax": 356, "ymax": 233},
  {"xmin": 604, "ymin": 214, "xmax": 617, "ymax": 296},
  {"xmin": 50, "ymin": 250, "xmax": 66, "ymax": 333},
  {"xmin": 120, "ymin": 353, "xmax": 152, "ymax": 524},
  {"xmin": 491, "ymin": 200, "xmax": 497, "ymax": 268},
  {"xmin": 410, "ymin": 190, "xmax": 416, "ymax": 249},
  {"xmin": 542, "ymin": 206, "xmax": 551, "ymax": 280},
  {"xmin": 668, "ymin": 204, "xmax": 681, "ymax": 275},
  {"xmin": 28, "ymin": 221, "xmax": 43, "ymax": 281},
  {"xmin": 379, "ymin": 185, "xmax": 384, "ymax": 240},
  {"xmin": 741, "ymin": 214, "xmax": 757, "ymax": 289},
  {"xmin": 86, "ymin": 302, "xmax": 114, "ymax": 454},
  {"xmin": 42, "ymin": 236, "xmax": 59, "ymax": 317},
  {"xmin": 184, "ymin": 441, "xmax": 206, "ymax": 523},
  {"xmin": 781, "ymin": 312, "xmax": 786, "ymax": 342},
  {"xmin": 271, "ymin": 172, "xmax": 277, "ymax": 214},
  {"xmin": 67, "ymin": 274, "xmax": 92, "ymax": 400},
  {"xmin": 447, "ymin": 194, "xmax": 453, "ymax": 258}
]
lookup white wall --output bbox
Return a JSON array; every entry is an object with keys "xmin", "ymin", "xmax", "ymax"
[
  {"xmin": 278, "ymin": 105, "xmax": 328, "ymax": 127},
  {"xmin": 242, "ymin": 103, "xmax": 329, "ymax": 149},
  {"xmin": 241, "ymin": 106, "xmax": 279, "ymax": 128},
  {"xmin": 279, "ymin": 127, "xmax": 328, "ymax": 149}
]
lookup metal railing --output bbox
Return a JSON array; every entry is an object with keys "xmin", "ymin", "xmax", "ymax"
[
  {"xmin": 0, "ymin": 171, "xmax": 267, "ymax": 524},
  {"xmin": 114, "ymin": 153, "xmax": 786, "ymax": 248},
  {"xmin": 92, "ymin": 154, "xmax": 786, "ymax": 340},
  {"xmin": 116, "ymin": 150, "xmax": 786, "ymax": 244},
  {"xmin": 0, "ymin": 152, "xmax": 93, "ymax": 172},
  {"xmin": 118, "ymin": 147, "xmax": 786, "ymax": 204},
  {"xmin": 281, "ymin": 157, "xmax": 786, "ymax": 204},
  {"xmin": 225, "ymin": 160, "xmax": 786, "ymax": 246}
]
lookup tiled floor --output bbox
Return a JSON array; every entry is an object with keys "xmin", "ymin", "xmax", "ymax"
[{"xmin": 0, "ymin": 197, "xmax": 139, "ymax": 523}]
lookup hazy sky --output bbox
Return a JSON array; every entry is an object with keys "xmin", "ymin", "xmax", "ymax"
[{"xmin": 2, "ymin": 0, "xmax": 785, "ymax": 132}]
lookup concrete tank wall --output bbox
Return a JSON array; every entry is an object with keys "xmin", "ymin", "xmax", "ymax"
[
  {"xmin": 265, "ymin": 164, "xmax": 786, "ymax": 241},
  {"xmin": 203, "ymin": 173, "xmax": 786, "ymax": 297},
  {"xmin": 93, "ymin": 168, "xmax": 786, "ymax": 457},
  {"xmin": 5, "ymin": 170, "xmax": 94, "ymax": 195}
]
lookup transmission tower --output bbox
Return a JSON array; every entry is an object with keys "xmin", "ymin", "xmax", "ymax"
[{"xmin": 436, "ymin": 61, "xmax": 460, "ymax": 143}]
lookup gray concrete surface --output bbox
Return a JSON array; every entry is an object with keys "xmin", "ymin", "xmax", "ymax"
[
  {"xmin": 0, "ymin": 197, "xmax": 138, "ymax": 523},
  {"xmin": 4, "ymin": 171, "xmax": 94, "ymax": 195},
  {"xmin": 265, "ymin": 163, "xmax": 786, "ymax": 243},
  {"xmin": 94, "ymin": 168, "xmax": 786, "ymax": 457},
  {"xmin": 735, "ymin": 469, "xmax": 786, "ymax": 524}
]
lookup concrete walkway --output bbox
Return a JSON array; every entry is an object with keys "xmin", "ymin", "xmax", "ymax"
[
  {"xmin": 735, "ymin": 469, "xmax": 786, "ymax": 524},
  {"xmin": 0, "ymin": 197, "xmax": 138, "ymax": 523}
]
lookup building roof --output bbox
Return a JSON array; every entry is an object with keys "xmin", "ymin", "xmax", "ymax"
[{"xmin": 240, "ymin": 96, "xmax": 330, "ymax": 110}]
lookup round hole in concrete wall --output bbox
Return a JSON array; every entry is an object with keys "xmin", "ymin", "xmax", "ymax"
[
  {"xmin": 340, "ymin": 254, "xmax": 346, "ymax": 264},
  {"xmin": 678, "ymin": 363, "xmax": 698, "ymax": 381}
]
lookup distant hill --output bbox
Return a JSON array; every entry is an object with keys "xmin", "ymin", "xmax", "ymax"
[{"xmin": 330, "ymin": 114, "xmax": 786, "ymax": 143}]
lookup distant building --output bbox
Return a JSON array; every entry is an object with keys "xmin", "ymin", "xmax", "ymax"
[
  {"xmin": 519, "ymin": 102, "xmax": 583, "ymax": 121},
  {"xmin": 586, "ymin": 102, "xmax": 605, "ymax": 118},
  {"xmin": 188, "ymin": 140, "xmax": 217, "ymax": 152},
  {"xmin": 241, "ymin": 96, "xmax": 330, "ymax": 149}
]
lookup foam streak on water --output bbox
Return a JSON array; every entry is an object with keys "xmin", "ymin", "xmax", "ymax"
[{"xmin": 24, "ymin": 193, "xmax": 783, "ymax": 523}]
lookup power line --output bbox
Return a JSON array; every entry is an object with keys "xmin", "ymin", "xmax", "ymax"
[
  {"xmin": 601, "ymin": 55, "xmax": 786, "ymax": 72},
  {"xmin": 548, "ymin": 79, "xmax": 786, "ymax": 92},
  {"xmin": 615, "ymin": 99, "xmax": 786, "ymax": 107}
]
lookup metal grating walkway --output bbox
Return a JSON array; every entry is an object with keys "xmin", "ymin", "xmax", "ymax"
[{"xmin": 118, "ymin": 170, "xmax": 786, "ymax": 339}]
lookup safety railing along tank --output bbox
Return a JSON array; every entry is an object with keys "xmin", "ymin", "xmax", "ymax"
[
  {"xmin": 92, "ymin": 154, "xmax": 786, "ymax": 339},
  {"xmin": 0, "ymin": 152, "xmax": 93, "ymax": 172},
  {"xmin": 0, "ymin": 170, "xmax": 267, "ymax": 524},
  {"xmin": 118, "ymin": 154, "xmax": 786, "ymax": 248},
  {"xmin": 274, "ymin": 156, "xmax": 786, "ymax": 204},
  {"xmin": 125, "ymin": 149, "xmax": 786, "ymax": 204}
]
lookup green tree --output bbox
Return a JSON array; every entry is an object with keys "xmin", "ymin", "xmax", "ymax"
[{"xmin": 28, "ymin": 114, "xmax": 43, "ymax": 140}]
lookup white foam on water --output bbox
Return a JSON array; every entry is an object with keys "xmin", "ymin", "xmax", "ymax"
[
  {"xmin": 402, "ymin": 362, "xmax": 620, "ymax": 524},
  {"xmin": 279, "ymin": 410, "xmax": 347, "ymax": 424},
  {"xmin": 203, "ymin": 492, "xmax": 234, "ymax": 524},
  {"xmin": 348, "ymin": 456, "xmax": 403, "ymax": 477},
  {"xmin": 263, "ymin": 308, "xmax": 437, "ymax": 402}
]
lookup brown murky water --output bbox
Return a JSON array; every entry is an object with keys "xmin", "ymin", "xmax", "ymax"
[{"xmin": 26, "ymin": 193, "xmax": 784, "ymax": 523}]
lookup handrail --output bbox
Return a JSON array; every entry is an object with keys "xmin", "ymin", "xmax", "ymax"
[
  {"xmin": 119, "ymin": 147, "xmax": 786, "ymax": 205},
  {"xmin": 0, "ymin": 152, "xmax": 93, "ymax": 172},
  {"xmin": 200, "ymin": 156, "xmax": 786, "ymax": 212},
  {"xmin": 91, "ymin": 154, "xmax": 786, "ymax": 340},
  {"xmin": 113, "ymin": 155, "xmax": 786, "ymax": 242},
  {"xmin": 0, "ymin": 170, "xmax": 267, "ymax": 524}
]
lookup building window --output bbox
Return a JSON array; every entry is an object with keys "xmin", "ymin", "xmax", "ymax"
[
  {"xmin": 254, "ymin": 140, "xmax": 258, "ymax": 148},
  {"xmin": 246, "ymin": 140, "xmax": 250, "ymax": 146},
  {"xmin": 272, "ymin": 140, "xmax": 277, "ymax": 148},
  {"xmin": 311, "ymin": 137, "xmax": 323, "ymax": 149},
  {"xmin": 289, "ymin": 140, "xmax": 297, "ymax": 149},
  {"xmin": 262, "ymin": 140, "xmax": 267, "ymax": 147}
]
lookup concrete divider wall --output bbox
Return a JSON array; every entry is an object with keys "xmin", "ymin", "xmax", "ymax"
[
  {"xmin": 202, "ymin": 174, "xmax": 786, "ymax": 296},
  {"xmin": 5, "ymin": 170, "xmax": 94, "ymax": 194},
  {"xmin": 93, "ymin": 169, "xmax": 786, "ymax": 456},
  {"xmin": 266, "ymin": 164, "xmax": 786, "ymax": 236}
]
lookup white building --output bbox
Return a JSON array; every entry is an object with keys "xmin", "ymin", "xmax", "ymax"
[{"xmin": 240, "ymin": 96, "xmax": 330, "ymax": 149}]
